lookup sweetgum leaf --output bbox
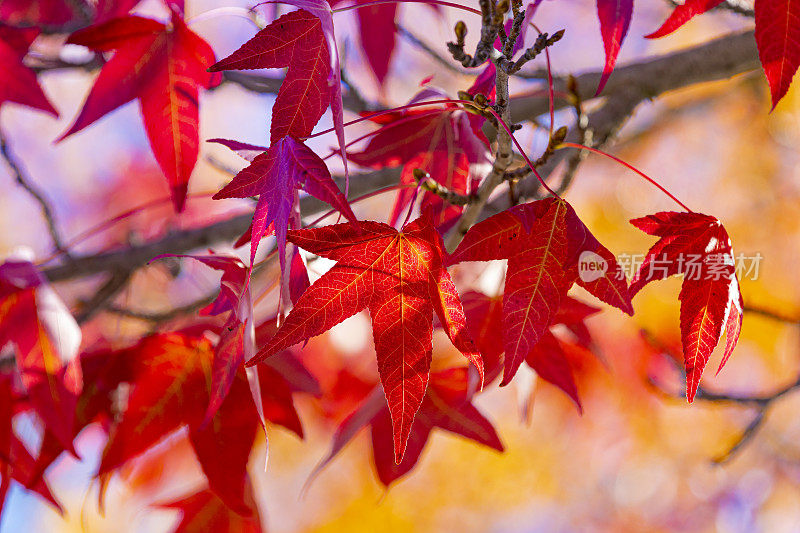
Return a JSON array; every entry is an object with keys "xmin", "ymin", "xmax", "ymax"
[
  {"xmin": 0, "ymin": 26, "xmax": 57, "ymax": 116},
  {"xmin": 645, "ymin": 0, "xmax": 724, "ymax": 39},
  {"xmin": 754, "ymin": 0, "xmax": 800, "ymax": 109},
  {"xmin": 59, "ymin": 10, "xmax": 219, "ymax": 211},
  {"xmin": 630, "ymin": 211, "xmax": 743, "ymax": 401},
  {"xmin": 449, "ymin": 198, "xmax": 631, "ymax": 385},
  {"xmin": 595, "ymin": 0, "xmax": 634, "ymax": 94},
  {"xmin": 249, "ymin": 216, "xmax": 482, "ymax": 462}
]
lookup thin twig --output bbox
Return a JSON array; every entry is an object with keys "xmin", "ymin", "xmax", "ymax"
[
  {"xmin": 41, "ymin": 168, "xmax": 401, "ymax": 283},
  {"xmin": 713, "ymin": 408, "xmax": 767, "ymax": 464},
  {"xmin": 75, "ymin": 270, "xmax": 132, "ymax": 323},
  {"xmin": 106, "ymin": 291, "xmax": 220, "ymax": 323},
  {"xmin": 0, "ymin": 127, "xmax": 71, "ymax": 257},
  {"xmin": 397, "ymin": 25, "xmax": 467, "ymax": 75},
  {"xmin": 743, "ymin": 304, "xmax": 800, "ymax": 324}
]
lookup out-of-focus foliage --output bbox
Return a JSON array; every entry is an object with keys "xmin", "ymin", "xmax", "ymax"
[{"xmin": 1, "ymin": 0, "xmax": 799, "ymax": 532}]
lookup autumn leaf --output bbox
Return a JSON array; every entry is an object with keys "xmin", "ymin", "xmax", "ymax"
[
  {"xmin": 755, "ymin": 0, "xmax": 800, "ymax": 109},
  {"xmin": 310, "ymin": 368, "xmax": 502, "ymax": 487},
  {"xmin": 97, "ymin": 332, "xmax": 257, "ymax": 513},
  {"xmin": 93, "ymin": 0, "xmax": 141, "ymax": 23},
  {"xmin": 276, "ymin": 0, "xmax": 349, "ymax": 181},
  {"xmin": 0, "ymin": 260, "xmax": 81, "ymax": 453},
  {"xmin": 328, "ymin": 0, "xmax": 426, "ymax": 84},
  {"xmin": 0, "ymin": 25, "xmax": 58, "ymax": 116},
  {"xmin": 154, "ymin": 253, "xmax": 254, "ymax": 425},
  {"xmin": 630, "ymin": 211, "xmax": 743, "ymax": 401},
  {"xmin": 58, "ymin": 9, "xmax": 220, "ymax": 211},
  {"xmin": 354, "ymin": 2, "xmax": 398, "ymax": 83},
  {"xmin": 212, "ymin": 136, "xmax": 356, "ymax": 271},
  {"xmin": 97, "ymin": 329, "xmax": 315, "ymax": 513},
  {"xmin": 0, "ymin": 0, "xmax": 84, "ymax": 27},
  {"xmin": 595, "ymin": 0, "xmax": 634, "ymax": 94},
  {"xmin": 0, "ymin": 0, "xmax": 140, "ymax": 27},
  {"xmin": 647, "ymin": 0, "xmax": 799, "ymax": 108},
  {"xmin": 2, "ymin": 434, "xmax": 62, "ymax": 513},
  {"xmin": 645, "ymin": 0, "xmax": 724, "ymax": 39},
  {"xmin": 449, "ymin": 198, "xmax": 631, "ymax": 386},
  {"xmin": 248, "ymin": 216, "xmax": 483, "ymax": 462},
  {"xmin": 189, "ymin": 366, "xmax": 258, "ymax": 516},
  {"xmin": 209, "ymin": 9, "xmax": 330, "ymax": 143}
]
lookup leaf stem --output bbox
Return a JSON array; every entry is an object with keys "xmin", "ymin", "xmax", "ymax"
[
  {"xmin": 332, "ymin": 0, "xmax": 482, "ymax": 15},
  {"xmin": 484, "ymin": 107, "xmax": 557, "ymax": 196},
  {"xmin": 304, "ymin": 98, "xmax": 473, "ymax": 140},
  {"xmin": 558, "ymin": 142, "xmax": 693, "ymax": 212},
  {"xmin": 186, "ymin": 7, "xmax": 262, "ymax": 27}
]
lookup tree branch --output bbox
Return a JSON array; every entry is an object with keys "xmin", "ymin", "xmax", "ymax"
[
  {"xmin": 38, "ymin": 30, "xmax": 763, "ymax": 287},
  {"xmin": 0, "ymin": 127, "xmax": 70, "ymax": 256},
  {"xmin": 41, "ymin": 168, "xmax": 400, "ymax": 283},
  {"xmin": 509, "ymin": 30, "xmax": 760, "ymax": 124}
]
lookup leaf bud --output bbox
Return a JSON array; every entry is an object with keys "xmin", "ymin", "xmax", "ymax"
[
  {"xmin": 457, "ymin": 90, "xmax": 474, "ymax": 102},
  {"xmin": 454, "ymin": 21, "xmax": 467, "ymax": 43},
  {"xmin": 412, "ymin": 168, "xmax": 429, "ymax": 182},
  {"xmin": 473, "ymin": 93, "xmax": 489, "ymax": 108}
]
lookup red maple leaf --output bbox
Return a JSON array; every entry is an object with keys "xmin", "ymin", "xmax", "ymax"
[
  {"xmin": 353, "ymin": 2, "xmax": 398, "ymax": 83},
  {"xmin": 211, "ymin": 1, "xmax": 351, "ymax": 182},
  {"xmin": 210, "ymin": 9, "xmax": 330, "ymax": 143},
  {"xmin": 645, "ymin": 0, "xmax": 724, "ymax": 39},
  {"xmin": 0, "ymin": 0, "xmax": 83, "ymax": 27},
  {"xmin": 25, "ymin": 342, "xmax": 133, "ymax": 488},
  {"xmin": 161, "ymin": 253, "xmax": 253, "ymax": 424},
  {"xmin": 211, "ymin": 137, "xmax": 356, "ymax": 271},
  {"xmin": 348, "ymin": 99, "xmax": 489, "ymax": 231},
  {"xmin": 0, "ymin": 434, "xmax": 63, "ymax": 516},
  {"xmin": 0, "ymin": 26, "xmax": 57, "ymax": 116},
  {"xmin": 328, "ymin": 0, "xmax": 432, "ymax": 84},
  {"xmin": 310, "ymin": 367, "xmax": 502, "ymax": 487},
  {"xmin": 0, "ymin": 375, "xmax": 64, "ymax": 516},
  {"xmin": 0, "ymin": 0, "xmax": 140, "ymax": 27},
  {"xmin": 0, "ymin": 260, "xmax": 81, "ymax": 454},
  {"xmin": 630, "ymin": 211, "xmax": 743, "ymax": 401},
  {"xmin": 448, "ymin": 198, "xmax": 632, "ymax": 386},
  {"xmin": 97, "ymin": 330, "xmax": 315, "ymax": 514},
  {"xmin": 647, "ymin": 0, "xmax": 799, "ymax": 108},
  {"xmin": 755, "ymin": 0, "xmax": 800, "ymax": 109},
  {"xmin": 248, "ymin": 215, "xmax": 483, "ymax": 461},
  {"xmin": 595, "ymin": 0, "xmax": 634, "ymax": 94},
  {"xmin": 58, "ymin": 9, "xmax": 220, "ymax": 211}
]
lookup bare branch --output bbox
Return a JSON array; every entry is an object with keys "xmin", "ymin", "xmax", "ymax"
[
  {"xmin": 743, "ymin": 304, "xmax": 800, "ymax": 324},
  {"xmin": 397, "ymin": 25, "xmax": 467, "ymax": 75},
  {"xmin": 106, "ymin": 291, "xmax": 219, "ymax": 323},
  {"xmin": 713, "ymin": 408, "xmax": 767, "ymax": 464},
  {"xmin": 509, "ymin": 30, "xmax": 760, "ymax": 124},
  {"xmin": 41, "ymin": 168, "xmax": 400, "ymax": 284},
  {"xmin": 0, "ymin": 127, "xmax": 71, "ymax": 257},
  {"xmin": 75, "ymin": 270, "xmax": 132, "ymax": 323}
]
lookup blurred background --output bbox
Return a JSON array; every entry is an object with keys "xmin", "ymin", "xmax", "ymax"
[{"xmin": 3, "ymin": 0, "xmax": 800, "ymax": 531}]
